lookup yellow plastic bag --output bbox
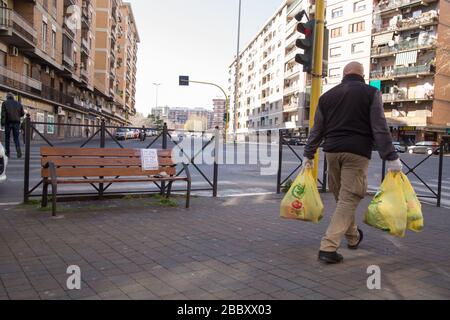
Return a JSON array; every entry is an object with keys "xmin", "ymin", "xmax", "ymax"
[
  {"xmin": 399, "ymin": 173, "xmax": 424, "ymax": 232},
  {"xmin": 280, "ymin": 167, "xmax": 324, "ymax": 223},
  {"xmin": 364, "ymin": 172, "xmax": 408, "ymax": 237}
]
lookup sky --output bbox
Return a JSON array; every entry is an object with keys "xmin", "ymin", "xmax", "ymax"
[{"xmin": 128, "ymin": 0, "xmax": 284, "ymax": 116}]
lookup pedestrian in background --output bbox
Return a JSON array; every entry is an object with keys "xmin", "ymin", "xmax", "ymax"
[
  {"xmin": 304, "ymin": 62, "xmax": 402, "ymax": 264},
  {"xmin": 1, "ymin": 93, "xmax": 25, "ymax": 158}
]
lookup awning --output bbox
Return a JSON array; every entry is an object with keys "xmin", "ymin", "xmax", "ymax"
[
  {"xmin": 372, "ymin": 32, "xmax": 394, "ymax": 46},
  {"xmin": 395, "ymin": 51, "xmax": 418, "ymax": 66}
]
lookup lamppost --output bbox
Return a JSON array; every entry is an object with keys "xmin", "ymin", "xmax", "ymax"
[
  {"xmin": 233, "ymin": 0, "xmax": 242, "ymax": 145},
  {"xmin": 152, "ymin": 83, "xmax": 161, "ymax": 112}
]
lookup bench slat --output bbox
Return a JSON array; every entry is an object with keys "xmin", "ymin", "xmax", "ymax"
[
  {"xmin": 41, "ymin": 157, "xmax": 175, "ymax": 167},
  {"xmin": 41, "ymin": 147, "xmax": 172, "ymax": 158},
  {"xmin": 51, "ymin": 177, "xmax": 188, "ymax": 184},
  {"xmin": 42, "ymin": 167, "xmax": 177, "ymax": 178}
]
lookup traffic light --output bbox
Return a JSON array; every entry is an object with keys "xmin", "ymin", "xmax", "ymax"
[{"xmin": 295, "ymin": 18, "xmax": 316, "ymax": 74}]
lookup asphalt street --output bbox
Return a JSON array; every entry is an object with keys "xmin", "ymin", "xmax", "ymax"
[{"xmin": 1, "ymin": 135, "xmax": 448, "ymax": 208}]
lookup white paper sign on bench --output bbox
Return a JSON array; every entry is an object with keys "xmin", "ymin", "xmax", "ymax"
[{"xmin": 140, "ymin": 149, "xmax": 159, "ymax": 171}]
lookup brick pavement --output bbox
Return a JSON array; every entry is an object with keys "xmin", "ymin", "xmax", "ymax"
[{"xmin": 0, "ymin": 193, "xmax": 449, "ymax": 300}]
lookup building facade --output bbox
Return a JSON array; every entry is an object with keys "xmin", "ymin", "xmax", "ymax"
[
  {"xmin": 212, "ymin": 98, "xmax": 226, "ymax": 130},
  {"xmin": 369, "ymin": 0, "xmax": 450, "ymax": 144},
  {"xmin": 228, "ymin": 0, "xmax": 314, "ymax": 140},
  {"xmin": 0, "ymin": 0, "xmax": 139, "ymax": 139},
  {"xmin": 324, "ymin": 0, "xmax": 373, "ymax": 92}
]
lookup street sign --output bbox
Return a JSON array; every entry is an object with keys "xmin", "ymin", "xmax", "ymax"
[{"xmin": 179, "ymin": 76, "xmax": 190, "ymax": 86}]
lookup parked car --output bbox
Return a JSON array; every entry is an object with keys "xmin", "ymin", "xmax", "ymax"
[
  {"xmin": 0, "ymin": 142, "xmax": 7, "ymax": 184},
  {"xmin": 145, "ymin": 129, "xmax": 158, "ymax": 137},
  {"xmin": 288, "ymin": 137, "xmax": 305, "ymax": 146},
  {"xmin": 393, "ymin": 141, "xmax": 407, "ymax": 153},
  {"xmin": 408, "ymin": 141, "xmax": 439, "ymax": 155},
  {"xmin": 115, "ymin": 128, "xmax": 132, "ymax": 140}
]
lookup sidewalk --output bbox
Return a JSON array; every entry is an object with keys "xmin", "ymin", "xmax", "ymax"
[{"xmin": 0, "ymin": 193, "xmax": 449, "ymax": 300}]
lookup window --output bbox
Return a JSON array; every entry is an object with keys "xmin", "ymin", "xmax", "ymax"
[
  {"xmin": 332, "ymin": 7, "xmax": 343, "ymax": 19},
  {"xmin": 47, "ymin": 114, "xmax": 55, "ymax": 135},
  {"xmin": 331, "ymin": 27, "xmax": 342, "ymax": 38},
  {"xmin": 353, "ymin": 1, "xmax": 366, "ymax": 12},
  {"xmin": 23, "ymin": 62, "xmax": 30, "ymax": 77},
  {"xmin": 51, "ymin": 30, "xmax": 56, "ymax": 58},
  {"xmin": 330, "ymin": 46, "xmax": 342, "ymax": 57},
  {"xmin": 329, "ymin": 67, "xmax": 341, "ymax": 78},
  {"xmin": 42, "ymin": 21, "xmax": 48, "ymax": 51},
  {"xmin": 351, "ymin": 42, "xmax": 365, "ymax": 54},
  {"xmin": 349, "ymin": 21, "xmax": 365, "ymax": 33}
]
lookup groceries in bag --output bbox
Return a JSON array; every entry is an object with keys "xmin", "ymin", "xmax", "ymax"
[
  {"xmin": 280, "ymin": 167, "xmax": 324, "ymax": 223},
  {"xmin": 364, "ymin": 172, "xmax": 408, "ymax": 237}
]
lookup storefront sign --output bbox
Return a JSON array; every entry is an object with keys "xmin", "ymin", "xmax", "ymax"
[
  {"xmin": 47, "ymin": 115, "xmax": 55, "ymax": 135},
  {"xmin": 399, "ymin": 126, "xmax": 417, "ymax": 132},
  {"xmin": 369, "ymin": 80, "xmax": 381, "ymax": 90}
]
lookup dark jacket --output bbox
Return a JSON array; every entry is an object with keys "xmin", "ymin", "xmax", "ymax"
[
  {"xmin": 1, "ymin": 97, "xmax": 25, "ymax": 126},
  {"xmin": 304, "ymin": 74, "xmax": 398, "ymax": 161}
]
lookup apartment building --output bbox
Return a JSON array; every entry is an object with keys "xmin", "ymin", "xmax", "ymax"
[
  {"xmin": 324, "ymin": 0, "xmax": 373, "ymax": 92},
  {"xmin": 115, "ymin": 3, "xmax": 139, "ymax": 123},
  {"xmin": 0, "ymin": 0, "xmax": 138, "ymax": 139},
  {"xmin": 229, "ymin": 0, "xmax": 315, "ymax": 140},
  {"xmin": 369, "ymin": 0, "xmax": 450, "ymax": 144},
  {"xmin": 212, "ymin": 98, "xmax": 226, "ymax": 130}
]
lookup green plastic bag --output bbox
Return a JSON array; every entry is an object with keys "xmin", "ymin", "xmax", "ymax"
[
  {"xmin": 280, "ymin": 167, "xmax": 324, "ymax": 223},
  {"xmin": 400, "ymin": 173, "xmax": 424, "ymax": 232},
  {"xmin": 364, "ymin": 172, "xmax": 408, "ymax": 237}
]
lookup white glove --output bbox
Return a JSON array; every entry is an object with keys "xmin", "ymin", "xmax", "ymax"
[
  {"xmin": 387, "ymin": 159, "xmax": 403, "ymax": 172},
  {"xmin": 304, "ymin": 158, "xmax": 314, "ymax": 169}
]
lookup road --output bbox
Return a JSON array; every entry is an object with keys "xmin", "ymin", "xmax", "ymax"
[{"xmin": 1, "ymin": 135, "xmax": 448, "ymax": 208}]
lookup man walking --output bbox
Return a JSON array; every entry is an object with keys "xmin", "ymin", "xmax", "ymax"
[
  {"xmin": 304, "ymin": 62, "xmax": 403, "ymax": 264},
  {"xmin": 1, "ymin": 93, "xmax": 25, "ymax": 158}
]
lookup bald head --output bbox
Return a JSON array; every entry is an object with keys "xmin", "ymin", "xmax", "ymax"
[{"xmin": 343, "ymin": 62, "xmax": 365, "ymax": 77}]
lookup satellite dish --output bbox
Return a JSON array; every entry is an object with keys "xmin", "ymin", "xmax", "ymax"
[{"xmin": 388, "ymin": 40, "xmax": 395, "ymax": 47}]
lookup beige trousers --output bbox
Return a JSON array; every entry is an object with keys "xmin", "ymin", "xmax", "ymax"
[{"xmin": 320, "ymin": 152, "xmax": 369, "ymax": 252}]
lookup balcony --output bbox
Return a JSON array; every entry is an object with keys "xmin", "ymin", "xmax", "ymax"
[
  {"xmin": 41, "ymin": 85, "xmax": 74, "ymax": 107},
  {"xmin": 284, "ymin": 84, "xmax": 299, "ymax": 96},
  {"xmin": 372, "ymin": 12, "xmax": 438, "ymax": 35},
  {"xmin": 371, "ymin": 64, "xmax": 434, "ymax": 80},
  {"xmin": 283, "ymin": 104, "xmax": 298, "ymax": 113},
  {"xmin": 0, "ymin": 8, "xmax": 37, "ymax": 48},
  {"xmin": 285, "ymin": 48, "xmax": 297, "ymax": 62},
  {"xmin": 80, "ymin": 68, "xmax": 89, "ymax": 82},
  {"xmin": 375, "ymin": 0, "xmax": 432, "ymax": 15},
  {"xmin": 0, "ymin": 64, "xmax": 42, "ymax": 92},
  {"xmin": 382, "ymin": 90, "xmax": 434, "ymax": 104},
  {"xmin": 285, "ymin": 66, "xmax": 300, "ymax": 79},
  {"xmin": 81, "ymin": 38, "xmax": 90, "ymax": 54},
  {"xmin": 63, "ymin": 52, "xmax": 74, "ymax": 68},
  {"xmin": 371, "ymin": 37, "xmax": 437, "ymax": 57}
]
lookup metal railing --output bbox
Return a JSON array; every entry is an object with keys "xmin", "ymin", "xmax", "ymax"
[
  {"xmin": 371, "ymin": 38, "xmax": 436, "ymax": 56},
  {"xmin": 381, "ymin": 142, "xmax": 444, "ymax": 207},
  {"xmin": 370, "ymin": 64, "xmax": 434, "ymax": 79},
  {"xmin": 277, "ymin": 130, "xmax": 327, "ymax": 194},
  {"xmin": 0, "ymin": 7, "xmax": 37, "ymax": 44},
  {"xmin": 23, "ymin": 117, "xmax": 220, "ymax": 203},
  {"xmin": 0, "ymin": 64, "xmax": 42, "ymax": 91}
]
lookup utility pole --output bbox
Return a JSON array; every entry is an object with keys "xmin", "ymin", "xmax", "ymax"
[{"xmin": 309, "ymin": 0, "xmax": 325, "ymax": 181}]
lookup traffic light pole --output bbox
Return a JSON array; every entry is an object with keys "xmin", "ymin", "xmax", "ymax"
[
  {"xmin": 188, "ymin": 80, "xmax": 230, "ymax": 143},
  {"xmin": 310, "ymin": 0, "xmax": 325, "ymax": 181}
]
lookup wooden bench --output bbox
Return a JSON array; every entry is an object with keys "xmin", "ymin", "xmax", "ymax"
[{"xmin": 40, "ymin": 147, "xmax": 191, "ymax": 216}]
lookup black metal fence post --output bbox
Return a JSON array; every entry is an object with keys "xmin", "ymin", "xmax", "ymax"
[
  {"xmin": 437, "ymin": 142, "xmax": 444, "ymax": 207},
  {"xmin": 277, "ymin": 130, "xmax": 283, "ymax": 194},
  {"xmin": 161, "ymin": 123, "xmax": 168, "ymax": 195},
  {"xmin": 322, "ymin": 154, "xmax": 328, "ymax": 193},
  {"xmin": 23, "ymin": 114, "xmax": 31, "ymax": 203},
  {"xmin": 213, "ymin": 126, "xmax": 219, "ymax": 197},
  {"xmin": 99, "ymin": 118, "xmax": 106, "ymax": 199}
]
